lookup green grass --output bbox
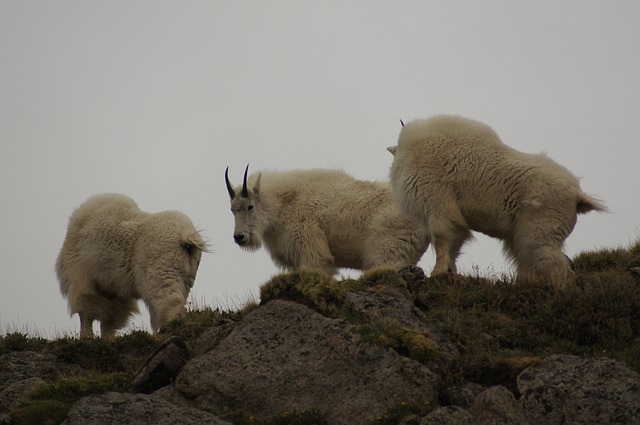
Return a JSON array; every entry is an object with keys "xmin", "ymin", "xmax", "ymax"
[{"xmin": 2, "ymin": 240, "xmax": 640, "ymax": 424}]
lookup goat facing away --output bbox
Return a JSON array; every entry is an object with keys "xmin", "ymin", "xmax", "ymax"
[{"xmin": 388, "ymin": 115, "xmax": 607, "ymax": 288}]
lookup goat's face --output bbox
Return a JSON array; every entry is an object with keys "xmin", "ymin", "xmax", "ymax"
[
  {"xmin": 144, "ymin": 212, "xmax": 206, "ymax": 295},
  {"xmin": 226, "ymin": 166, "xmax": 264, "ymax": 251}
]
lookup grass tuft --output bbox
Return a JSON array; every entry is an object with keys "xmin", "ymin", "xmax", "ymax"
[
  {"xmin": 0, "ymin": 331, "xmax": 49, "ymax": 354},
  {"xmin": 260, "ymin": 271, "xmax": 346, "ymax": 317},
  {"xmin": 352, "ymin": 318, "xmax": 440, "ymax": 364}
]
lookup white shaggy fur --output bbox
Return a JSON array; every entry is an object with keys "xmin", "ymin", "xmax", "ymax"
[
  {"xmin": 225, "ymin": 167, "xmax": 429, "ymax": 275},
  {"xmin": 56, "ymin": 194, "xmax": 206, "ymax": 339},
  {"xmin": 388, "ymin": 115, "xmax": 606, "ymax": 287}
]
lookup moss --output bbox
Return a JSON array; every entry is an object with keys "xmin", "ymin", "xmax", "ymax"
[
  {"xmin": 353, "ymin": 318, "xmax": 405, "ymax": 350},
  {"xmin": 24, "ymin": 373, "xmax": 130, "ymax": 403},
  {"xmin": 359, "ymin": 268, "xmax": 408, "ymax": 290},
  {"xmin": 404, "ymin": 332, "xmax": 441, "ymax": 364},
  {"xmin": 339, "ymin": 278, "xmax": 369, "ymax": 293},
  {"xmin": 162, "ymin": 307, "xmax": 225, "ymax": 340},
  {"xmin": 10, "ymin": 374, "xmax": 130, "ymax": 424},
  {"xmin": 9, "ymin": 399, "xmax": 70, "ymax": 425},
  {"xmin": 352, "ymin": 318, "xmax": 440, "ymax": 364},
  {"xmin": 260, "ymin": 271, "xmax": 346, "ymax": 317},
  {"xmin": 259, "ymin": 269, "xmax": 420, "ymax": 318}
]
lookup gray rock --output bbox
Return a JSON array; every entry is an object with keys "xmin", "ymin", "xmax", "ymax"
[
  {"xmin": 190, "ymin": 321, "xmax": 236, "ymax": 357},
  {"xmin": 169, "ymin": 299, "xmax": 441, "ymax": 425},
  {"xmin": 0, "ymin": 377, "xmax": 45, "ymax": 412},
  {"xmin": 471, "ymin": 385, "xmax": 531, "ymax": 425},
  {"xmin": 0, "ymin": 351, "xmax": 79, "ymax": 389},
  {"xmin": 442, "ymin": 381, "xmax": 486, "ymax": 409},
  {"xmin": 344, "ymin": 287, "xmax": 429, "ymax": 330},
  {"xmin": 62, "ymin": 392, "xmax": 232, "ymax": 425},
  {"xmin": 518, "ymin": 354, "xmax": 640, "ymax": 425},
  {"xmin": 0, "ymin": 351, "xmax": 81, "ymax": 418},
  {"xmin": 132, "ymin": 337, "xmax": 191, "ymax": 394},
  {"xmin": 420, "ymin": 406, "xmax": 472, "ymax": 425}
]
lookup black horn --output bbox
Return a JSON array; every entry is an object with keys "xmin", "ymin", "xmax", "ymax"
[
  {"xmin": 399, "ymin": 119, "xmax": 405, "ymax": 127},
  {"xmin": 241, "ymin": 164, "xmax": 250, "ymax": 198},
  {"xmin": 225, "ymin": 167, "xmax": 235, "ymax": 199}
]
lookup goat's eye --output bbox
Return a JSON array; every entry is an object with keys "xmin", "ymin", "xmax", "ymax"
[
  {"xmin": 182, "ymin": 243, "xmax": 194, "ymax": 255},
  {"xmin": 248, "ymin": 205, "xmax": 254, "ymax": 211}
]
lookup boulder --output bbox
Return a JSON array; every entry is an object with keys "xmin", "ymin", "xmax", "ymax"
[
  {"xmin": 167, "ymin": 299, "xmax": 441, "ymax": 425},
  {"xmin": 0, "ymin": 377, "xmax": 45, "ymax": 413},
  {"xmin": 518, "ymin": 354, "xmax": 640, "ymax": 424},
  {"xmin": 441, "ymin": 381, "xmax": 486, "ymax": 409},
  {"xmin": 471, "ymin": 385, "xmax": 531, "ymax": 425},
  {"xmin": 420, "ymin": 406, "xmax": 472, "ymax": 425},
  {"xmin": 0, "ymin": 351, "xmax": 81, "ymax": 415}
]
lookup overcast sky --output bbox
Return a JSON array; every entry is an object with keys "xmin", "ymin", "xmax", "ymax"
[{"xmin": 1, "ymin": 1, "xmax": 638, "ymax": 337}]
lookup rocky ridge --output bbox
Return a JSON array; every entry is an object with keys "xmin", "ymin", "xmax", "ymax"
[{"xmin": 2, "ymin": 268, "xmax": 640, "ymax": 424}]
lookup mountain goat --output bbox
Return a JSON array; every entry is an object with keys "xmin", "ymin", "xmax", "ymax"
[
  {"xmin": 56, "ymin": 193, "xmax": 206, "ymax": 339},
  {"xmin": 225, "ymin": 166, "xmax": 429, "ymax": 275},
  {"xmin": 388, "ymin": 115, "xmax": 606, "ymax": 288}
]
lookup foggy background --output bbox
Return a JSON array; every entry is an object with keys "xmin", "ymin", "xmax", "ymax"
[{"xmin": 1, "ymin": 1, "xmax": 638, "ymax": 337}]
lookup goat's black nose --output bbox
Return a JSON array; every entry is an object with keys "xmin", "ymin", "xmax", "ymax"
[{"xmin": 233, "ymin": 234, "xmax": 245, "ymax": 243}]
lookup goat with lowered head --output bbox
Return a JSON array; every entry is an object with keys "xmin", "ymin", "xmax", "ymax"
[
  {"xmin": 56, "ymin": 193, "xmax": 207, "ymax": 339},
  {"xmin": 225, "ymin": 165, "xmax": 429, "ymax": 275},
  {"xmin": 388, "ymin": 115, "xmax": 606, "ymax": 288}
]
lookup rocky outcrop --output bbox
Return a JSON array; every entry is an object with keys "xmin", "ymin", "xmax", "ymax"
[
  {"xmin": 4, "ymin": 274, "xmax": 640, "ymax": 424},
  {"xmin": 165, "ymin": 299, "xmax": 440, "ymax": 425},
  {"xmin": 518, "ymin": 354, "xmax": 640, "ymax": 425},
  {"xmin": 0, "ymin": 351, "xmax": 81, "ymax": 414}
]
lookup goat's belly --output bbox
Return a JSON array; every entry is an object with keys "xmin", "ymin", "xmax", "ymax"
[
  {"xmin": 463, "ymin": 208, "xmax": 512, "ymax": 239},
  {"xmin": 327, "ymin": 233, "xmax": 366, "ymax": 270}
]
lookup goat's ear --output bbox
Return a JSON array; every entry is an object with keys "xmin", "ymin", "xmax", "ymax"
[
  {"xmin": 253, "ymin": 173, "xmax": 262, "ymax": 197},
  {"xmin": 184, "ymin": 232, "xmax": 209, "ymax": 253},
  {"xmin": 387, "ymin": 146, "xmax": 397, "ymax": 156}
]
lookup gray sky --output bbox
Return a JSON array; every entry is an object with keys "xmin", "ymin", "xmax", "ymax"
[{"xmin": 1, "ymin": 1, "xmax": 638, "ymax": 337}]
